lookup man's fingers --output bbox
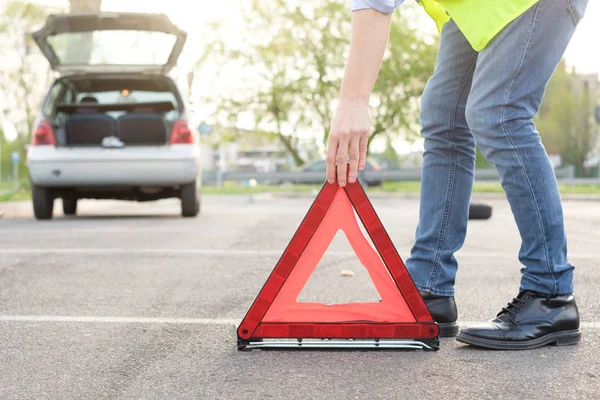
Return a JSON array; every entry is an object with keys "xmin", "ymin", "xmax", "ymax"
[
  {"xmin": 358, "ymin": 131, "xmax": 369, "ymax": 171},
  {"xmin": 326, "ymin": 134, "xmax": 339, "ymax": 184},
  {"xmin": 348, "ymin": 131, "xmax": 361, "ymax": 183},
  {"xmin": 336, "ymin": 130, "xmax": 350, "ymax": 187}
]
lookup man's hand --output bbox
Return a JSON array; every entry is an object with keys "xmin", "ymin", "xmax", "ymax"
[
  {"xmin": 324, "ymin": 8, "xmax": 392, "ymax": 187},
  {"xmin": 326, "ymin": 100, "xmax": 371, "ymax": 187}
]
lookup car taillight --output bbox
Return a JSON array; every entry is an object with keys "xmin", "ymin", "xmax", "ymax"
[
  {"xmin": 170, "ymin": 119, "xmax": 194, "ymax": 144},
  {"xmin": 33, "ymin": 120, "xmax": 56, "ymax": 146}
]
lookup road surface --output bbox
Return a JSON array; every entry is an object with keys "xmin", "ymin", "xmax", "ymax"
[{"xmin": 0, "ymin": 194, "xmax": 598, "ymax": 399}]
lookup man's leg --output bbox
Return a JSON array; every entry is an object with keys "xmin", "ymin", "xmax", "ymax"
[
  {"xmin": 406, "ymin": 20, "xmax": 477, "ymax": 297},
  {"xmin": 457, "ymin": 0, "xmax": 587, "ymax": 349},
  {"xmin": 466, "ymin": 0, "xmax": 586, "ymax": 295}
]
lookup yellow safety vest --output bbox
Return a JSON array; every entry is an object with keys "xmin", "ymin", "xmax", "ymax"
[{"xmin": 420, "ymin": 0, "xmax": 540, "ymax": 51}]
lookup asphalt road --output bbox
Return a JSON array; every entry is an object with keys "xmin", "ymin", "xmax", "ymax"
[{"xmin": 0, "ymin": 193, "xmax": 599, "ymax": 399}]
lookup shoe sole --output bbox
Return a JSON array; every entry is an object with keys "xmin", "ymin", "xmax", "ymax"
[
  {"xmin": 438, "ymin": 322, "xmax": 459, "ymax": 338},
  {"xmin": 456, "ymin": 329, "xmax": 581, "ymax": 350}
]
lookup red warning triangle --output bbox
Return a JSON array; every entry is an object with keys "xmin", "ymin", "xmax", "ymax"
[{"xmin": 237, "ymin": 180, "xmax": 439, "ymax": 347}]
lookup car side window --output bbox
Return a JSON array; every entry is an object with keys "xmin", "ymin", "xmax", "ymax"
[
  {"xmin": 307, "ymin": 161, "xmax": 326, "ymax": 171},
  {"xmin": 63, "ymin": 88, "xmax": 75, "ymax": 105},
  {"xmin": 42, "ymin": 82, "xmax": 65, "ymax": 117},
  {"xmin": 54, "ymin": 88, "xmax": 76, "ymax": 126}
]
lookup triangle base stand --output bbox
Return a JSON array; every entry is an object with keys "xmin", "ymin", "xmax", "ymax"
[{"xmin": 239, "ymin": 338, "xmax": 440, "ymax": 351}]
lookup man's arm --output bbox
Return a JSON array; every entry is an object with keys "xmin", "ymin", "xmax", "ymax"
[{"xmin": 326, "ymin": 9, "xmax": 393, "ymax": 187}]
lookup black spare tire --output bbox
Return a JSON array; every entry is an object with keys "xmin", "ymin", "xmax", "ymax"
[{"xmin": 469, "ymin": 203, "xmax": 492, "ymax": 220}]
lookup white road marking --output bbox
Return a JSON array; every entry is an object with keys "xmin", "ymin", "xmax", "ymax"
[
  {"xmin": 0, "ymin": 248, "xmax": 277, "ymax": 255},
  {"xmin": 0, "ymin": 248, "xmax": 596, "ymax": 259},
  {"xmin": 0, "ymin": 315, "xmax": 239, "ymax": 325},
  {"xmin": 0, "ymin": 315, "xmax": 598, "ymax": 329}
]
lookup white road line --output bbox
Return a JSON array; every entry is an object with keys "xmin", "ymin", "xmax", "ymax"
[
  {"xmin": 0, "ymin": 315, "xmax": 239, "ymax": 325},
  {"xmin": 0, "ymin": 248, "xmax": 281, "ymax": 256},
  {"xmin": 0, "ymin": 315, "xmax": 598, "ymax": 329},
  {"xmin": 0, "ymin": 248, "xmax": 596, "ymax": 259}
]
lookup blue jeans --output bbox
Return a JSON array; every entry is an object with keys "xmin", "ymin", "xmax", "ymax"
[{"xmin": 406, "ymin": 0, "xmax": 588, "ymax": 296}]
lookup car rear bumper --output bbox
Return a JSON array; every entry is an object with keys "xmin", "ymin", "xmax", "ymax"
[{"xmin": 27, "ymin": 145, "xmax": 200, "ymax": 187}]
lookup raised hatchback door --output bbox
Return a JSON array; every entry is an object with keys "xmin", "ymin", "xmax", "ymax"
[{"xmin": 32, "ymin": 12, "xmax": 187, "ymax": 75}]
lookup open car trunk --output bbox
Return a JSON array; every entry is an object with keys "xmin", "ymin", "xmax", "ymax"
[
  {"xmin": 47, "ymin": 74, "xmax": 183, "ymax": 147},
  {"xmin": 32, "ymin": 12, "xmax": 187, "ymax": 75}
]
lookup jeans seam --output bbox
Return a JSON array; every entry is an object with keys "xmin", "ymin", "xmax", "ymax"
[
  {"xmin": 500, "ymin": 0, "xmax": 558, "ymax": 294},
  {"xmin": 566, "ymin": 0, "xmax": 582, "ymax": 26},
  {"xmin": 425, "ymin": 52, "xmax": 478, "ymax": 291}
]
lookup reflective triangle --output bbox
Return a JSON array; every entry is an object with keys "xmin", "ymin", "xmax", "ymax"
[{"xmin": 237, "ymin": 180, "xmax": 438, "ymax": 346}]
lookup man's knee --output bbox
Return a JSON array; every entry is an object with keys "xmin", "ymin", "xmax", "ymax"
[
  {"xmin": 464, "ymin": 98, "xmax": 504, "ymax": 161},
  {"xmin": 466, "ymin": 98, "xmax": 543, "ymax": 166},
  {"xmin": 465, "ymin": 98, "xmax": 496, "ymax": 136}
]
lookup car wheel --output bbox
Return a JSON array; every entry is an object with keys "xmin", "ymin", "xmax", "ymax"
[
  {"xmin": 469, "ymin": 203, "xmax": 492, "ymax": 220},
  {"xmin": 32, "ymin": 184, "xmax": 54, "ymax": 220},
  {"xmin": 62, "ymin": 197, "xmax": 77, "ymax": 216},
  {"xmin": 181, "ymin": 181, "xmax": 199, "ymax": 218}
]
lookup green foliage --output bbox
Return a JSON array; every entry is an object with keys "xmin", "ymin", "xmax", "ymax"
[
  {"xmin": 370, "ymin": 11, "xmax": 437, "ymax": 146},
  {"xmin": 0, "ymin": 1, "xmax": 65, "ymax": 182},
  {"xmin": 0, "ymin": 1, "xmax": 56, "ymax": 137},
  {"xmin": 0, "ymin": 1, "xmax": 48, "ymax": 32},
  {"xmin": 68, "ymin": 0, "xmax": 102, "ymax": 12},
  {"xmin": 200, "ymin": 0, "xmax": 436, "ymax": 166},
  {"xmin": 536, "ymin": 60, "xmax": 599, "ymax": 177},
  {"xmin": 0, "ymin": 130, "xmax": 30, "ymax": 182}
]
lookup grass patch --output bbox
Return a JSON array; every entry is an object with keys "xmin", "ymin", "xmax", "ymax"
[
  {"xmin": 377, "ymin": 181, "xmax": 422, "ymax": 193},
  {"xmin": 0, "ymin": 190, "xmax": 31, "ymax": 202},
  {"xmin": 1, "ymin": 181, "xmax": 599, "ymax": 203},
  {"xmin": 558, "ymin": 184, "xmax": 600, "ymax": 194},
  {"xmin": 472, "ymin": 183, "xmax": 506, "ymax": 193},
  {"xmin": 0, "ymin": 182, "xmax": 16, "ymax": 192}
]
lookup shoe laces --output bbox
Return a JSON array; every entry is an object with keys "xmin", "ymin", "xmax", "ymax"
[{"xmin": 499, "ymin": 292, "xmax": 535, "ymax": 317}]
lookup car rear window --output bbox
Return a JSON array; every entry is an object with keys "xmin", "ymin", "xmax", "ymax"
[{"xmin": 47, "ymin": 30, "xmax": 177, "ymax": 66}]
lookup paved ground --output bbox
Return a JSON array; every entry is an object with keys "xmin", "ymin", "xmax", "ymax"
[{"xmin": 0, "ymin": 193, "xmax": 599, "ymax": 399}]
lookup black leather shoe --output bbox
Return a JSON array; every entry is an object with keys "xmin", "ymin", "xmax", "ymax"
[
  {"xmin": 456, "ymin": 290, "xmax": 581, "ymax": 350},
  {"xmin": 419, "ymin": 291, "xmax": 459, "ymax": 337}
]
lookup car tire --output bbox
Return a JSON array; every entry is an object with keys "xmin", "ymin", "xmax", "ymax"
[
  {"xmin": 469, "ymin": 203, "xmax": 492, "ymax": 220},
  {"xmin": 32, "ymin": 184, "xmax": 54, "ymax": 220},
  {"xmin": 181, "ymin": 181, "xmax": 200, "ymax": 218},
  {"xmin": 62, "ymin": 197, "xmax": 77, "ymax": 216}
]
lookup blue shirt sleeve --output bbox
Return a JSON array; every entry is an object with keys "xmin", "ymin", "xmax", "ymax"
[{"xmin": 350, "ymin": 0, "xmax": 405, "ymax": 14}]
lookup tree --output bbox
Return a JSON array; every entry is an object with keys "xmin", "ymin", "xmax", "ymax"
[
  {"xmin": 371, "ymin": 11, "xmax": 437, "ymax": 149},
  {"xmin": 200, "ymin": 0, "xmax": 436, "ymax": 167},
  {"xmin": 536, "ymin": 60, "xmax": 599, "ymax": 176},
  {"xmin": 66, "ymin": 0, "xmax": 102, "ymax": 63},
  {"xmin": 0, "ymin": 1, "xmax": 57, "ymax": 140},
  {"xmin": 69, "ymin": 0, "xmax": 102, "ymax": 12},
  {"xmin": 0, "ymin": 1, "xmax": 62, "ymax": 180}
]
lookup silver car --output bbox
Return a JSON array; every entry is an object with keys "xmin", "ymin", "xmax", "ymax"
[{"xmin": 26, "ymin": 12, "xmax": 201, "ymax": 220}]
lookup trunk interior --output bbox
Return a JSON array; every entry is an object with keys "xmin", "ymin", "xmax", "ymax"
[{"xmin": 46, "ymin": 74, "xmax": 182, "ymax": 147}]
